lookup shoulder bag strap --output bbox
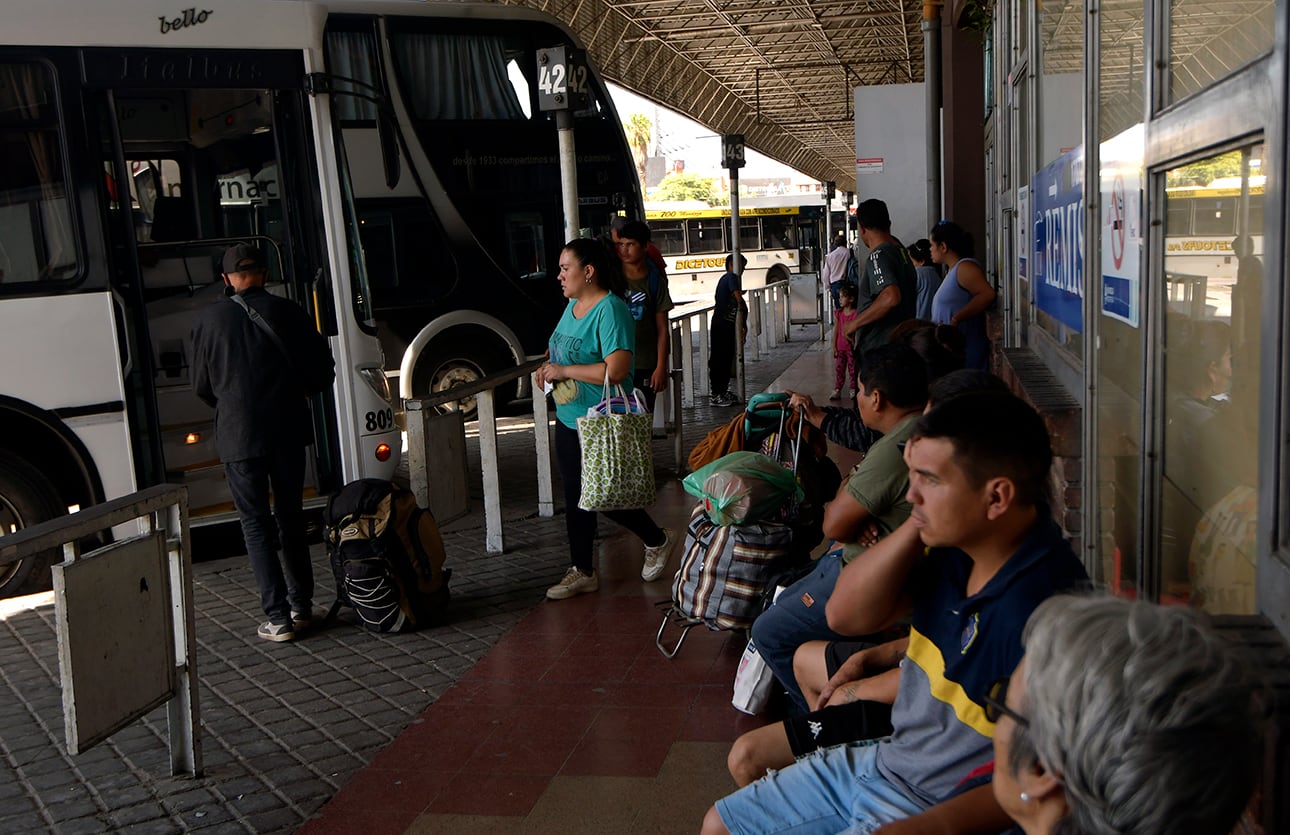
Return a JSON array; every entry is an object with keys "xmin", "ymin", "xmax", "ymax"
[{"xmin": 230, "ymin": 293, "xmax": 298, "ymax": 376}]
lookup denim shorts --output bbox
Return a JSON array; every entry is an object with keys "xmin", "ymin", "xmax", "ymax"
[{"xmin": 715, "ymin": 740, "xmax": 926, "ymax": 835}]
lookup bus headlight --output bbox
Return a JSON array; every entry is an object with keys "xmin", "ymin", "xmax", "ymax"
[{"xmin": 357, "ymin": 364, "xmax": 393, "ymax": 404}]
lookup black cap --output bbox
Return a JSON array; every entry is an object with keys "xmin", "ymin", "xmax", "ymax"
[{"xmin": 222, "ymin": 243, "xmax": 267, "ymax": 275}]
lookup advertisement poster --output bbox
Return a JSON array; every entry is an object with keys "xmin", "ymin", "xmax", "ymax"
[
  {"xmin": 1099, "ymin": 125, "xmax": 1144, "ymax": 327},
  {"xmin": 1031, "ymin": 147, "xmax": 1085, "ymax": 333}
]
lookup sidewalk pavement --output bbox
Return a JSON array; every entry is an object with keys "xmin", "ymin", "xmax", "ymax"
[{"xmin": 0, "ymin": 331, "xmax": 838, "ymax": 834}]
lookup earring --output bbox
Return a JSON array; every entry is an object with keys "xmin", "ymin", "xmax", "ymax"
[
  {"xmin": 1020, "ymin": 792, "xmax": 1032, "ymax": 803},
  {"xmin": 584, "ymin": 275, "xmax": 592, "ymax": 285}
]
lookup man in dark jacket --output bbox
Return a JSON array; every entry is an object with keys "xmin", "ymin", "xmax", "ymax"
[{"xmin": 191, "ymin": 244, "xmax": 335, "ymax": 642}]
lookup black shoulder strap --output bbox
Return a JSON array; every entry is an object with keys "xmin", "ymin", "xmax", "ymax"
[{"xmin": 230, "ymin": 293, "xmax": 297, "ymax": 376}]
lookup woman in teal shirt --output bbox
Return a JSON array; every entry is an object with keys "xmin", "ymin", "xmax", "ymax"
[{"xmin": 536, "ymin": 239, "xmax": 677, "ymax": 600}]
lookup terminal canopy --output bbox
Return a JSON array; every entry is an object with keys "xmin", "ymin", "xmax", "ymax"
[{"xmin": 517, "ymin": 0, "xmax": 931, "ymax": 191}]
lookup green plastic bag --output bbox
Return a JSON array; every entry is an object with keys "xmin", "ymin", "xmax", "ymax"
[{"xmin": 682, "ymin": 451, "xmax": 803, "ymax": 526}]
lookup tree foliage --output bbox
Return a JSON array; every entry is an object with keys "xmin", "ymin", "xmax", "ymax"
[
  {"xmin": 624, "ymin": 113, "xmax": 652, "ymax": 189},
  {"xmin": 653, "ymin": 172, "xmax": 718, "ymax": 203},
  {"xmin": 1165, "ymin": 150, "xmax": 1246, "ymax": 188}
]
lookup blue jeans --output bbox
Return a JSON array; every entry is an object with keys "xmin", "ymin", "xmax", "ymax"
[
  {"xmin": 225, "ymin": 446, "xmax": 313, "ymax": 625},
  {"xmin": 751, "ymin": 551, "xmax": 852, "ymax": 713},
  {"xmin": 715, "ymin": 740, "xmax": 926, "ymax": 834}
]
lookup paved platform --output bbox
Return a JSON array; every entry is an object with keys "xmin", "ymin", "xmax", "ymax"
[{"xmin": 0, "ymin": 330, "xmax": 846, "ymax": 834}]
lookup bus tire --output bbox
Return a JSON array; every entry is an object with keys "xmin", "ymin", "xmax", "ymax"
[
  {"xmin": 0, "ymin": 451, "xmax": 66, "ymax": 599},
  {"xmin": 414, "ymin": 341, "xmax": 516, "ymax": 418}
]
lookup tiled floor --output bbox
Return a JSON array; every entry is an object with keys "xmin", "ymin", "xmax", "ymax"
[{"xmin": 300, "ymin": 342, "xmax": 856, "ymax": 834}]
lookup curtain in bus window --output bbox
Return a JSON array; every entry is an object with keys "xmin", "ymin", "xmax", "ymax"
[
  {"xmin": 326, "ymin": 31, "xmax": 380, "ymax": 122},
  {"xmin": 0, "ymin": 62, "xmax": 76, "ymax": 284},
  {"xmin": 391, "ymin": 33, "xmax": 526, "ymax": 120}
]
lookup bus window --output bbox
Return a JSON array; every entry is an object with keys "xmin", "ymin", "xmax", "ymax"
[
  {"xmin": 504, "ymin": 212, "xmax": 545, "ymax": 280},
  {"xmin": 738, "ymin": 218, "xmax": 759, "ymax": 251},
  {"xmin": 326, "ymin": 29, "xmax": 381, "ymax": 123},
  {"xmin": 1165, "ymin": 197, "xmax": 1192, "ymax": 236},
  {"xmin": 761, "ymin": 215, "xmax": 796, "ymax": 249},
  {"xmin": 1192, "ymin": 197, "xmax": 1237, "ymax": 236},
  {"xmin": 358, "ymin": 213, "xmax": 397, "ymax": 291},
  {"xmin": 0, "ymin": 61, "xmax": 78, "ymax": 286},
  {"xmin": 687, "ymin": 219, "xmax": 725, "ymax": 254},
  {"xmin": 504, "ymin": 59, "xmax": 533, "ymax": 120},
  {"xmin": 652, "ymin": 221, "xmax": 685, "ymax": 255},
  {"xmin": 390, "ymin": 32, "xmax": 528, "ymax": 120}
]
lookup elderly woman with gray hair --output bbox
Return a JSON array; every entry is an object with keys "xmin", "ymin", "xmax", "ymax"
[{"xmin": 986, "ymin": 594, "xmax": 1262, "ymax": 835}]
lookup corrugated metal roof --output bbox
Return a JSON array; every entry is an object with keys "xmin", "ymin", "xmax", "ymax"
[{"xmin": 484, "ymin": 0, "xmax": 934, "ymax": 191}]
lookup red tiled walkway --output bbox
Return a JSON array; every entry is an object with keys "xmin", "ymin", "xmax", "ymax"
[{"xmin": 299, "ymin": 343, "xmax": 849, "ymax": 834}]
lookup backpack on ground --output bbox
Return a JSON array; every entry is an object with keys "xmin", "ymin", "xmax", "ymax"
[{"xmin": 323, "ymin": 479, "xmax": 451, "ymax": 633}]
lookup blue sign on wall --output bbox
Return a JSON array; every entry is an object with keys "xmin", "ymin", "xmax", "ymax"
[{"xmin": 1031, "ymin": 148, "xmax": 1084, "ymax": 333}]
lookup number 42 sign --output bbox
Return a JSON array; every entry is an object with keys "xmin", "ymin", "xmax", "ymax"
[{"xmin": 536, "ymin": 46, "xmax": 589, "ymax": 111}]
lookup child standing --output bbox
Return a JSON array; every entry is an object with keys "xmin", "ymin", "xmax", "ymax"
[{"xmin": 831, "ymin": 284, "xmax": 859, "ymax": 400}]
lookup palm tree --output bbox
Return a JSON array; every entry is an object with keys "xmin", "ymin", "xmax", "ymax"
[{"xmin": 624, "ymin": 113, "xmax": 652, "ymax": 190}]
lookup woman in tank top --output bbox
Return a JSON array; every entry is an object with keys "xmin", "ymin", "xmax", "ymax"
[{"xmin": 929, "ymin": 220, "xmax": 997, "ymax": 370}]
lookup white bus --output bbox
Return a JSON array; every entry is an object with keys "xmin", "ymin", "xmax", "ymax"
[
  {"xmin": 643, "ymin": 205, "xmax": 804, "ymax": 300},
  {"xmin": 0, "ymin": 0, "xmax": 442, "ymax": 597},
  {"xmin": 1163, "ymin": 181, "xmax": 1265, "ymax": 319}
]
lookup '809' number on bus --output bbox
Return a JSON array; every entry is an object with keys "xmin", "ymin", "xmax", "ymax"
[{"xmin": 365, "ymin": 409, "xmax": 394, "ymax": 432}]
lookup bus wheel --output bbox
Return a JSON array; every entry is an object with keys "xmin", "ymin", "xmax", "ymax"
[
  {"xmin": 0, "ymin": 452, "xmax": 66, "ymax": 599},
  {"xmin": 415, "ymin": 349, "xmax": 489, "ymax": 417}
]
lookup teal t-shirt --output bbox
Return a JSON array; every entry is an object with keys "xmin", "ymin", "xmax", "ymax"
[{"xmin": 549, "ymin": 293, "xmax": 636, "ymax": 429}]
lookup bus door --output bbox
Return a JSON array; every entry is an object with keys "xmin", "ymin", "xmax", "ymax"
[{"xmin": 82, "ymin": 48, "xmax": 342, "ymax": 520}]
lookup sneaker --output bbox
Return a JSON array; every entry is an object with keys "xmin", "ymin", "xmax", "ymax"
[
  {"xmin": 290, "ymin": 610, "xmax": 316, "ymax": 631},
  {"xmin": 641, "ymin": 528, "xmax": 679, "ymax": 582},
  {"xmin": 546, "ymin": 567, "xmax": 599, "ymax": 600},
  {"xmin": 711, "ymin": 392, "xmax": 737, "ymax": 407},
  {"xmin": 257, "ymin": 621, "xmax": 296, "ymax": 642},
  {"xmin": 828, "ymin": 388, "xmax": 841, "ymax": 400}
]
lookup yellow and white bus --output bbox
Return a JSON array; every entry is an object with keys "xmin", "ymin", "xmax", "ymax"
[{"xmin": 644, "ymin": 206, "xmax": 804, "ymax": 295}]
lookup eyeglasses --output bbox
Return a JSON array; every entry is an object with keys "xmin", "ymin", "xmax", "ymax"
[{"xmin": 983, "ymin": 675, "xmax": 1030, "ymax": 727}]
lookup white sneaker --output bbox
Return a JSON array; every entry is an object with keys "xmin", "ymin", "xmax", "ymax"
[
  {"xmin": 828, "ymin": 388, "xmax": 841, "ymax": 400},
  {"xmin": 641, "ymin": 528, "xmax": 679, "ymax": 582},
  {"xmin": 546, "ymin": 567, "xmax": 599, "ymax": 600}
]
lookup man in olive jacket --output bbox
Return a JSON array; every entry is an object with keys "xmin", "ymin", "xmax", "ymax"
[{"xmin": 191, "ymin": 243, "xmax": 335, "ymax": 642}]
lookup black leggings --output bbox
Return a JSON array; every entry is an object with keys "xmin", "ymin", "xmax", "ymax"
[{"xmin": 554, "ymin": 420, "xmax": 664, "ymax": 573}]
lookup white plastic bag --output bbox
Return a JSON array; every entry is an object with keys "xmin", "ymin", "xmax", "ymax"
[{"xmin": 732, "ymin": 639, "xmax": 776, "ymax": 715}]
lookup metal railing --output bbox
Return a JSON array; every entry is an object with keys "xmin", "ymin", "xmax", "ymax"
[
  {"xmin": 668, "ymin": 278, "xmax": 794, "ymax": 407},
  {"xmin": 0, "ymin": 485, "xmax": 201, "ymax": 777},
  {"xmin": 402, "ymin": 276, "xmax": 811, "ymax": 554}
]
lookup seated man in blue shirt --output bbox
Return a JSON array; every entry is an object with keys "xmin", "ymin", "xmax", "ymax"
[{"xmin": 702, "ymin": 391, "xmax": 1089, "ymax": 835}]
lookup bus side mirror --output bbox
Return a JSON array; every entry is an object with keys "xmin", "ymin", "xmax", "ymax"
[{"xmin": 377, "ymin": 110, "xmax": 400, "ymax": 189}]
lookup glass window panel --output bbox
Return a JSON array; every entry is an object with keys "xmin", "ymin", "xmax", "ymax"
[
  {"xmin": 1038, "ymin": 0, "xmax": 1082, "ymax": 166},
  {"xmin": 651, "ymin": 221, "xmax": 685, "ymax": 255},
  {"xmin": 1099, "ymin": 0, "xmax": 1144, "ymax": 142},
  {"xmin": 1168, "ymin": 0, "xmax": 1274, "ymax": 104},
  {"xmin": 325, "ymin": 30, "xmax": 381, "ymax": 122},
  {"xmin": 1096, "ymin": 124, "xmax": 1146, "ymax": 596},
  {"xmin": 760, "ymin": 216, "xmax": 796, "ymax": 250},
  {"xmin": 0, "ymin": 61, "xmax": 78, "ymax": 286},
  {"xmin": 738, "ymin": 218, "xmax": 759, "ymax": 251},
  {"xmin": 687, "ymin": 219, "xmax": 725, "ymax": 254},
  {"xmin": 1158, "ymin": 142, "xmax": 1264, "ymax": 614}
]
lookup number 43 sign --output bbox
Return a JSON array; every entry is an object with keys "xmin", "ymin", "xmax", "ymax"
[{"xmin": 536, "ymin": 46, "xmax": 589, "ymax": 112}]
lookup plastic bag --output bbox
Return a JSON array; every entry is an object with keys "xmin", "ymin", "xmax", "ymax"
[
  {"xmin": 732, "ymin": 639, "xmax": 776, "ymax": 715},
  {"xmin": 682, "ymin": 451, "xmax": 802, "ymax": 526}
]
